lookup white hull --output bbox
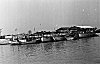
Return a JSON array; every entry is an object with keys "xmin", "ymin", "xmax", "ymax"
[
  {"xmin": 96, "ymin": 33, "xmax": 100, "ymax": 36},
  {"xmin": 53, "ymin": 36, "xmax": 66, "ymax": 41},
  {"xmin": 65, "ymin": 37, "xmax": 74, "ymax": 40},
  {"xmin": 18, "ymin": 39, "xmax": 26, "ymax": 43},
  {"xmin": 79, "ymin": 33, "xmax": 96, "ymax": 38},
  {"xmin": 0, "ymin": 39, "xmax": 10, "ymax": 44},
  {"xmin": 8, "ymin": 41, "xmax": 19, "ymax": 44}
]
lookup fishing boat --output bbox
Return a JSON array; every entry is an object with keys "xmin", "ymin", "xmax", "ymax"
[
  {"xmin": 40, "ymin": 31, "xmax": 54, "ymax": 42},
  {"xmin": 55, "ymin": 26, "xmax": 78, "ymax": 40},
  {"xmin": 95, "ymin": 29, "xmax": 100, "ymax": 36},
  {"xmin": 41, "ymin": 36, "xmax": 53, "ymax": 42},
  {"xmin": 0, "ymin": 39, "xmax": 10, "ymax": 45},
  {"xmin": 64, "ymin": 35, "xmax": 75, "ymax": 40},
  {"xmin": 95, "ymin": 29, "xmax": 100, "ymax": 33},
  {"xmin": 26, "ymin": 37, "xmax": 41, "ymax": 44},
  {"xmin": 9, "ymin": 40, "xmax": 20, "ymax": 45},
  {"xmin": 75, "ymin": 26, "xmax": 97, "ymax": 38},
  {"xmin": 52, "ymin": 35, "xmax": 66, "ymax": 41}
]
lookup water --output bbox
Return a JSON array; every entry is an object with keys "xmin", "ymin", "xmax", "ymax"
[{"xmin": 0, "ymin": 37, "xmax": 100, "ymax": 64}]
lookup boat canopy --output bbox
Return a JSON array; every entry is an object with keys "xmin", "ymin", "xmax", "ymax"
[
  {"xmin": 56, "ymin": 27, "xmax": 70, "ymax": 30},
  {"xmin": 76, "ymin": 26, "xmax": 94, "ymax": 28}
]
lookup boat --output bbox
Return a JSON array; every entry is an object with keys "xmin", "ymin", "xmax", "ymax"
[
  {"xmin": 78, "ymin": 32, "xmax": 96, "ymax": 38},
  {"xmin": 95, "ymin": 29, "xmax": 100, "ymax": 36},
  {"xmin": 75, "ymin": 26, "xmax": 97, "ymax": 38},
  {"xmin": 26, "ymin": 37, "xmax": 41, "ymax": 44},
  {"xmin": 40, "ymin": 32, "xmax": 54, "ymax": 42},
  {"xmin": 64, "ymin": 34, "xmax": 75, "ymax": 40},
  {"xmin": 52, "ymin": 35, "xmax": 66, "ymax": 41},
  {"xmin": 95, "ymin": 29, "xmax": 100, "ymax": 33},
  {"xmin": 41, "ymin": 36, "xmax": 54, "ymax": 42},
  {"xmin": 9, "ymin": 41, "xmax": 20, "ymax": 45},
  {"xmin": 0, "ymin": 39, "xmax": 10, "ymax": 45}
]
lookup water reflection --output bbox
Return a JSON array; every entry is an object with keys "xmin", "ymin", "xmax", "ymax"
[
  {"xmin": 42, "ymin": 42, "xmax": 54, "ymax": 54},
  {"xmin": 0, "ymin": 37, "xmax": 100, "ymax": 64}
]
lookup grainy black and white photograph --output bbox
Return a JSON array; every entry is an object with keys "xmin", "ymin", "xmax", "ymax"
[{"xmin": 0, "ymin": 0, "xmax": 100, "ymax": 64}]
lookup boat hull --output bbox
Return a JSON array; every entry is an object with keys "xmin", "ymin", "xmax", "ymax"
[
  {"xmin": 41, "ymin": 37, "xmax": 53, "ymax": 42},
  {"xmin": 26, "ymin": 39, "xmax": 38, "ymax": 44},
  {"xmin": 53, "ymin": 36, "xmax": 66, "ymax": 41},
  {"xmin": 65, "ymin": 36, "xmax": 74, "ymax": 40},
  {"xmin": 96, "ymin": 33, "xmax": 100, "ymax": 36},
  {"xmin": 9, "ymin": 41, "xmax": 20, "ymax": 45},
  {"xmin": 79, "ymin": 33, "xmax": 97, "ymax": 38},
  {"xmin": 0, "ymin": 39, "xmax": 10, "ymax": 45}
]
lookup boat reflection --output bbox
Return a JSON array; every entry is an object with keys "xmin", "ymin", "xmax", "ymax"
[{"xmin": 0, "ymin": 37, "xmax": 100, "ymax": 64}]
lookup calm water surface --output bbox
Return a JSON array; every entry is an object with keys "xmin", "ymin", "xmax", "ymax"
[{"xmin": 0, "ymin": 37, "xmax": 100, "ymax": 64}]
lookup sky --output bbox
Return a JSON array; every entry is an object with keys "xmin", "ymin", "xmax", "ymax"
[{"xmin": 0, "ymin": 0, "xmax": 100, "ymax": 35}]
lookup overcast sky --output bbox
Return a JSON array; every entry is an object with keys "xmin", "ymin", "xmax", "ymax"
[{"xmin": 0, "ymin": 0, "xmax": 100, "ymax": 35}]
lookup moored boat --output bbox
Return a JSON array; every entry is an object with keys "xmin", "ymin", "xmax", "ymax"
[
  {"xmin": 53, "ymin": 35, "xmax": 66, "ymax": 41},
  {"xmin": 95, "ymin": 29, "xmax": 100, "ymax": 36},
  {"xmin": 76, "ymin": 26, "xmax": 97, "ymax": 38},
  {"xmin": 0, "ymin": 39, "xmax": 10, "ymax": 45},
  {"xmin": 78, "ymin": 32, "xmax": 97, "ymax": 38},
  {"xmin": 9, "ymin": 41, "xmax": 20, "ymax": 45},
  {"xmin": 26, "ymin": 37, "xmax": 41, "ymax": 44},
  {"xmin": 41, "ymin": 36, "xmax": 54, "ymax": 42},
  {"xmin": 65, "ymin": 36, "xmax": 74, "ymax": 40}
]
